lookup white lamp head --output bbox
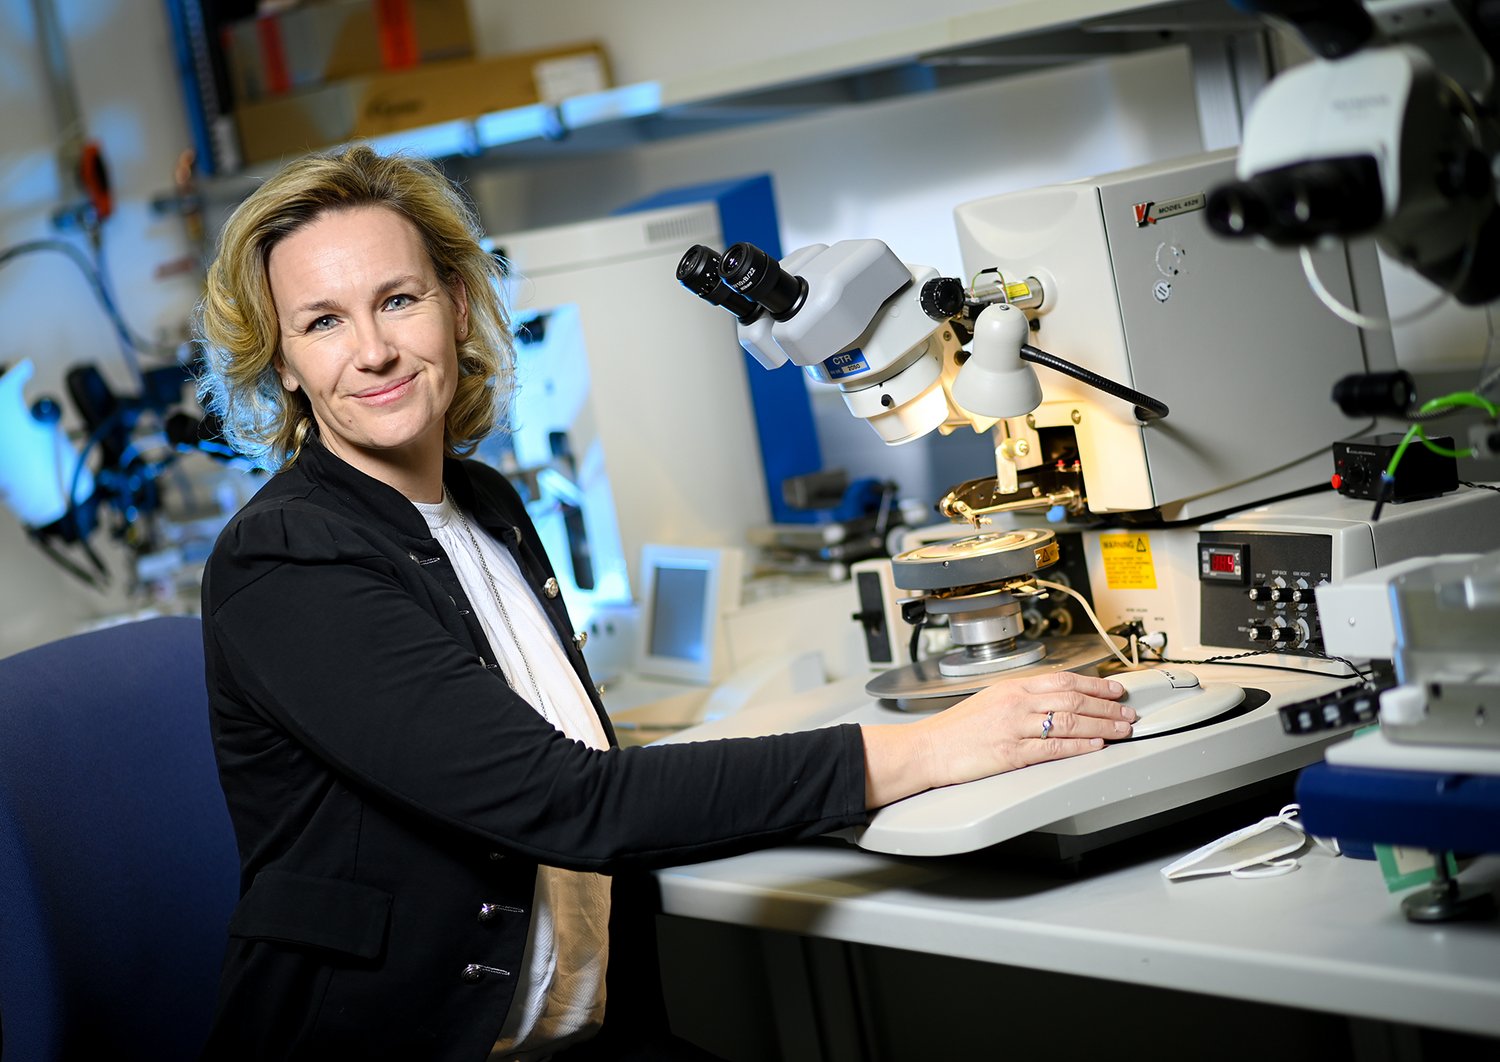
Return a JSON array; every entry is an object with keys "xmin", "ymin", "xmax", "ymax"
[{"xmin": 950, "ymin": 304, "xmax": 1042, "ymax": 419}]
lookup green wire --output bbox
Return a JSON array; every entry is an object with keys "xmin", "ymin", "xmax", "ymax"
[
  {"xmin": 1383, "ymin": 390, "xmax": 1500, "ymax": 477},
  {"xmin": 1384, "ymin": 424, "xmax": 1425, "ymax": 478},
  {"xmin": 1417, "ymin": 391, "xmax": 1500, "ymax": 417}
]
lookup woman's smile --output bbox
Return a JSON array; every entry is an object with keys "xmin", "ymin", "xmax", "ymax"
[{"xmin": 352, "ymin": 372, "xmax": 419, "ymax": 404}]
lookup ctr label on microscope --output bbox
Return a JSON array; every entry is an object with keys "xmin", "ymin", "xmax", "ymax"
[{"xmin": 823, "ymin": 349, "xmax": 870, "ymax": 379}]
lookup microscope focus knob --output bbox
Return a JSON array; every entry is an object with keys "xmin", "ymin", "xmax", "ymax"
[{"xmin": 919, "ymin": 276, "xmax": 966, "ymax": 321}]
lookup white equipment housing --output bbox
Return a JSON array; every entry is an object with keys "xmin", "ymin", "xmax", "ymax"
[
  {"xmin": 953, "ymin": 150, "xmax": 1397, "ymax": 518},
  {"xmin": 492, "ymin": 204, "xmax": 770, "ymax": 612}
]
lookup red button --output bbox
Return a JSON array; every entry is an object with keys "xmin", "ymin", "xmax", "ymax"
[{"xmin": 1330, "ymin": 474, "xmax": 1343, "ymax": 490}]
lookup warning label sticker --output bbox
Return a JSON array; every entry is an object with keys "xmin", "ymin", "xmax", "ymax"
[{"xmin": 1098, "ymin": 533, "xmax": 1157, "ymax": 590}]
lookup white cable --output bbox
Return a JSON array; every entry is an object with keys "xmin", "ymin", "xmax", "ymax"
[
  {"xmin": 1230, "ymin": 859, "xmax": 1299, "ymax": 879},
  {"xmin": 1034, "ymin": 577, "xmax": 1136, "ymax": 670},
  {"xmin": 1299, "ymin": 246, "xmax": 1454, "ymax": 331},
  {"xmin": 1279, "ymin": 802, "xmax": 1342, "ymax": 857},
  {"xmin": 1162, "ymin": 802, "xmax": 1342, "ymax": 882}
]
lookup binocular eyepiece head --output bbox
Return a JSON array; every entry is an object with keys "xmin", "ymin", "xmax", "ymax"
[
  {"xmin": 676, "ymin": 242, "xmax": 808, "ymax": 323},
  {"xmin": 675, "ymin": 244, "xmax": 761, "ymax": 322},
  {"xmin": 1205, "ymin": 156, "xmax": 1384, "ymax": 246}
]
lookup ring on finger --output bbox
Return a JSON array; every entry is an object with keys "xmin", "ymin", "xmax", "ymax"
[{"xmin": 1041, "ymin": 710, "xmax": 1055, "ymax": 739}]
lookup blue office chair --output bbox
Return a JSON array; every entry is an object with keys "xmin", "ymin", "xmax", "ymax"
[{"xmin": 0, "ymin": 616, "xmax": 239, "ymax": 1061}]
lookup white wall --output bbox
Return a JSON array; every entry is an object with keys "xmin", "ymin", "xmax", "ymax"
[
  {"xmin": 0, "ymin": 0, "xmax": 201, "ymax": 411},
  {"xmin": 2, "ymin": 1, "xmax": 1485, "ymax": 657},
  {"xmin": 0, "ymin": 0, "xmax": 205, "ymax": 654}
]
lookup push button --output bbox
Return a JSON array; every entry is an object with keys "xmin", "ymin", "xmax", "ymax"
[{"xmin": 543, "ymin": 578, "xmax": 560, "ymax": 599}]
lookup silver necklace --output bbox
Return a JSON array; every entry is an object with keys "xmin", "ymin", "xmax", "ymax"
[{"xmin": 444, "ymin": 487, "xmax": 552, "ymax": 725}]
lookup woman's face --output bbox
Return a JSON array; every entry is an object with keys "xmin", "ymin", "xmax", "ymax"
[{"xmin": 268, "ymin": 205, "xmax": 466, "ymax": 488}]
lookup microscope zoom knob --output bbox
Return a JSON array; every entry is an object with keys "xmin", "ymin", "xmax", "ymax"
[{"xmin": 919, "ymin": 277, "xmax": 966, "ymax": 322}]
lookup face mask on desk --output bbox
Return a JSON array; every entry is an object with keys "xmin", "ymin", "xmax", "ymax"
[{"xmin": 1161, "ymin": 804, "xmax": 1315, "ymax": 880}]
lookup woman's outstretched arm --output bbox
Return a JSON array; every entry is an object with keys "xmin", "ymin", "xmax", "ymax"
[{"xmin": 860, "ymin": 671, "xmax": 1133, "ymax": 808}]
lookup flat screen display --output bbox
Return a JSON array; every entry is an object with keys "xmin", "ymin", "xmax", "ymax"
[{"xmin": 648, "ymin": 565, "xmax": 710, "ymax": 662}]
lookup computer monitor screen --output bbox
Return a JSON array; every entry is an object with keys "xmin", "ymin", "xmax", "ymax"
[
  {"xmin": 635, "ymin": 544, "xmax": 742, "ymax": 684},
  {"xmin": 648, "ymin": 565, "xmax": 711, "ymax": 664}
]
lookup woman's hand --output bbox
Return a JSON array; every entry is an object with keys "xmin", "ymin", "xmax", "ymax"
[{"xmin": 860, "ymin": 670, "xmax": 1133, "ymax": 809}]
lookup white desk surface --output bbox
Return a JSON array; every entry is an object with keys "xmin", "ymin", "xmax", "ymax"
[{"xmin": 656, "ymin": 841, "xmax": 1500, "ymax": 1038}]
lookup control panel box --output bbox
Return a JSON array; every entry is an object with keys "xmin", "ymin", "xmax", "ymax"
[
  {"xmin": 1194, "ymin": 486, "xmax": 1500, "ymax": 657},
  {"xmin": 1331, "ymin": 433, "xmax": 1458, "ymax": 502},
  {"xmin": 1198, "ymin": 530, "xmax": 1332, "ymax": 654}
]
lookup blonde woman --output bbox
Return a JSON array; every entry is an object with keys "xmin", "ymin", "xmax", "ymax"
[{"xmin": 195, "ymin": 144, "xmax": 1133, "ymax": 1061}]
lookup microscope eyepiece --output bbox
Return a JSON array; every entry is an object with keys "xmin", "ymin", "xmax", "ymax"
[
  {"xmin": 1332, "ymin": 370, "xmax": 1415, "ymax": 417},
  {"xmin": 675, "ymin": 244, "xmax": 721, "ymax": 295},
  {"xmin": 1206, "ymin": 156, "xmax": 1384, "ymax": 245},
  {"xmin": 1204, "ymin": 182, "xmax": 1277, "ymax": 240},
  {"xmin": 676, "ymin": 245, "xmax": 761, "ymax": 323},
  {"xmin": 720, "ymin": 242, "xmax": 808, "ymax": 321}
]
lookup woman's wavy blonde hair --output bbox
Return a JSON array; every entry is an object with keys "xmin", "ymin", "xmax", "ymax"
[{"xmin": 195, "ymin": 144, "xmax": 511, "ymax": 470}]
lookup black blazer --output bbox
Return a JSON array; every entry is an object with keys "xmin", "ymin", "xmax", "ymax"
[{"xmin": 200, "ymin": 439, "xmax": 868, "ymax": 1060}]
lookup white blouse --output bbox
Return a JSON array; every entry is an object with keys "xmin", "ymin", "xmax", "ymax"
[{"xmin": 412, "ymin": 493, "xmax": 610, "ymax": 1061}]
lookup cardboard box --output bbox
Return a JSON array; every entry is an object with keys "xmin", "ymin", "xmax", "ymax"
[
  {"xmin": 224, "ymin": 0, "xmax": 474, "ymax": 104},
  {"xmin": 235, "ymin": 43, "xmax": 611, "ymax": 165}
]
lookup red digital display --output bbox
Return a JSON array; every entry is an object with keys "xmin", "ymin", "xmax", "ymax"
[{"xmin": 1209, "ymin": 552, "xmax": 1238, "ymax": 574}]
